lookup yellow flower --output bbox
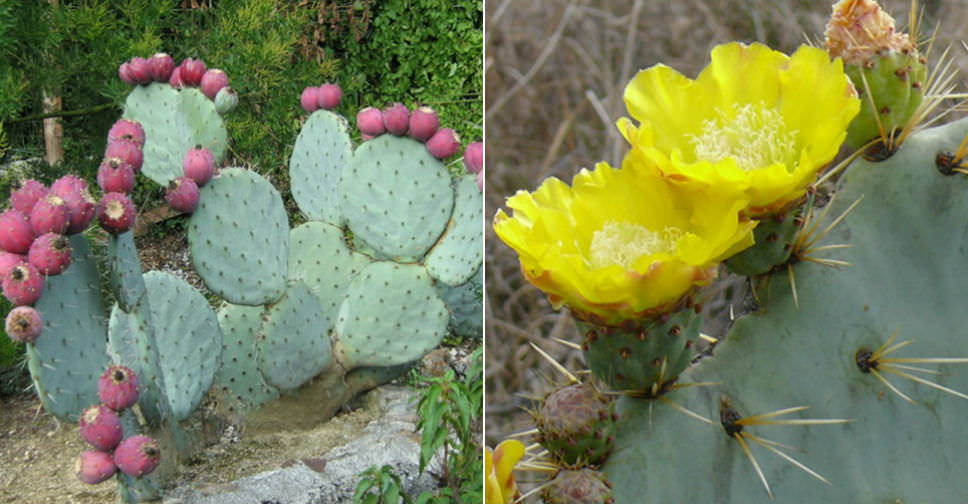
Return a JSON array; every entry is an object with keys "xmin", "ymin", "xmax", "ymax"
[
  {"xmin": 493, "ymin": 158, "xmax": 755, "ymax": 325},
  {"xmin": 485, "ymin": 439, "xmax": 525, "ymax": 504},
  {"xmin": 618, "ymin": 42, "xmax": 860, "ymax": 216}
]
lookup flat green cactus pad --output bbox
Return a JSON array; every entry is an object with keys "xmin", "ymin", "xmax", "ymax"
[
  {"xmin": 108, "ymin": 231, "xmax": 146, "ymax": 312},
  {"xmin": 605, "ymin": 118, "xmax": 968, "ymax": 502},
  {"xmin": 142, "ymin": 272, "xmax": 221, "ymax": 421},
  {"xmin": 258, "ymin": 281, "xmax": 333, "ymax": 391},
  {"xmin": 28, "ymin": 235, "xmax": 109, "ymax": 421},
  {"xmin": 287, "ymin": 221, "xmax": 371, "ymax": 336},
  {"xmin": 341, "ymin": 135, "xmax": 454, "ymax": 261},
  {"xmin": 123, "ymin": 83, "xmax": 228, "ymax": 185},
  {"xmin": 435, "ymin": 265, "xmax": 482, "ymax": 339},
  {"xmin": 333, "ymin": 261, "xmax": 449, "ymax": 369},
  {"xmin": 108, "ymin": 301, "xmax": 169, "ymax": 425},
  {"xmin": 288, "ymin": 111, "xmax": 353, "ymax": 225},
  {"xmin": 213, "ymin": 302, "xmax": 280, "ymax": 412},
  {"xmin": 188, "ymin": 168, "xmax": 289, "ymax": 306},
  {"xmin": 425, "ymin": 174, "xmax": 483, "ymax": 286}
]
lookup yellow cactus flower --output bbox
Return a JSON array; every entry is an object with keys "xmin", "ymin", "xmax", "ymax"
[
  {"xmin": 485, "ymin": 439, "xmax": 525, "ymax": 504},
  {"xmin": 493, "ymin": 157, "xmax": 755, "ymax": 325},
  {"xmin": 618, "ymin": 42, "xmax": 860, "ymax": 216}
]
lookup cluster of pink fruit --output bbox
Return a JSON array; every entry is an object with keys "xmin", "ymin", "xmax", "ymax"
[
  {"xmin": 76, "ymin": 365, "xmax": 161, "ymax": 484},
  {"xmin": 463, "ymin": 141, "xmax": 484, "ymax": 190},
  {"xmin": 300, "ymin": 83, "xmax": 343, "ymax": 113},
  {"xmin": 164, "ymin": 145, "xmax": 218, "ymax": 214},
  {"xmin": 120, "ymin": 53, "xmax": 230, "ymax": 100}
]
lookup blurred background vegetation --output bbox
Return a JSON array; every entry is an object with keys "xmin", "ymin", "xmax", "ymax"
[
  {"xmin": 484, "ymin": 0, "xmax": 968, "ymax": 463},
  {"xmin": 0, "ymin": 0, "xmax": 482, "ymax": 386}
]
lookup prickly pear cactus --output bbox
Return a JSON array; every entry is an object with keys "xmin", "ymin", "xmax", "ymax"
[{"xmin": 604, "ymin": 117, "xmax": 968, "ymax": 502}]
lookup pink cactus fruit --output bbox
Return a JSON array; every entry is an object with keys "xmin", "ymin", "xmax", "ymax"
[
  {"xmin": 425, "ymin": 128, "xmax": 461, "ymax": 160},
  {"xmin": 169, "ymin": 65, "xmax": 184, "ymax": 89},
  {"xmin": 357, "ymin": 107, "xmax": 386, "ymax": 137},
  {"xmin": 300, "ymin": 87, "xmax": 319, "ymax": 113},
  {"xmin": 3, "ymin": 263, "xmax": 43, "ymax": 305},
  {"xmin": 75, "ymin": 451, "xmax": 117, "ymax": 485},
  {"xmin": 10, "ymin": 179, "xmax": 49, "ymax": 215},
  {"xmin": 0, "ymin": 252, "xmax": 24, "ymax": 279},
  {"xmin": 463, "ymin": 141, "xmax": 483, "ymax": 174},
  {"xmin": 382, "ymin": 103, "xmax": 410, "ymax": 136},
  {"xmin": 108, "ymin": 119, "xmax": 146, "ymax": 148},
  {"xmin": 104, "ymin": 138, "xmax": 144, "ymax": 174},
  {"xmin": 128, "ymin": 57, "xmax": 152, "ymax": 85},
  {"xmin": 51, "ymin": 175, "xmax": 97, "ymax": 235},
  {"xmin": 28, "ymin": 233, "xmax": 72, "ymax": 276},
  {"xmin": 118, "ymin": 62, "xmax": 136, "ymax": 86},
  {"xmin": 408, "ymin": 106, "xmax": 439, "ymax": 142},
  {"xmin": 30, "ymin": 194, "xmax": 70, "ymax": 236},
  {"xmin": 476, "ymin": 169, "xmax": 483, "ymax": 191},
  {"xmin": 183, "ymin": 146, "xmax": 216, "ymax": 186},
  {"xmin": 97, "ymin": 193, "xmax": 136, "ymax": 235},
  {"xmin": 98, "ymin": 365, "xmax": 140, "ymax": 411},
  {"xmin": 148, "ymin": 52, "xmax": 175, "ymax": 82},
  {"xmin": 5, "ymin": 306, "xmax": 42, "ymax": 343},
  {"xmin": 97, "ymin": 158, "xmax": 136, "ymax": 194},
  {"xmin": 0, "ymin": 210, "xmax": 33, "ymax": 254},
  {"xmin": 179, "ymin": 58, "xmax": 207, "ymax": 87},
  {"xmin": 114, "ymin": 435, "xmax": 161, "ymax": 477},
  {"xmin": 200, "ymin": 69, "xmax": 228, "ymax": 100},
  {"xmin": 316, "ymin": 83, "xmax": 342, "ymax": 110},
  {"xmin": 79, "ymin": 405, "xmax": 123, "ymax": 451},
  {"xmin": 165, "ymin": 177, "xmax": 200, "ymax": 213}
]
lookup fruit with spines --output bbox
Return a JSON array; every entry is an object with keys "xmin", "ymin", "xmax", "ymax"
[
  {"xmin": 127, "ymin": 57, "xmax": 151, "ymax": 85},
  {"xmin": 148, "ymin": 53, "xmax": 174, "ymax": 82},
  {"xmin": 168, "ymin": 66, "xmax": 183, "ymax": 88},
  {"xmin": 0, "ymin": 210, "xmax": 33, "ymax": 254},
  {"xmin": 317, "ymin": 83, "xmax": 342, "ymax": 110},
  {"xmin": 408, "ymin": 106, "xmax": 439, "ymax": 141},
  {"xmin": 118, "ymin": 62, "xmax": 136, "ymax": 86},
  {"xmin": 75, "ymin": 451, "xmax": 117, "ymax": 485},
  {"xmin": 10, "ymin": 179, "xmax": 48, "ymax": 215},
  {"xmin": 357, "ymin": 107, "xmax": 386, "ymax": 136},
  {"xmin": 463, "ymin": 141, "xmax": 483, "ymax": 174},
  {"xmin": 30, "ymin": 194, "xmax": 70, "ymax": 236},
  {"xmin": 97, "ymin": 193, "xmax": 136, "ymax": 235},
  {"xmin": 113, "ymin": 435, "xmax": 161, "ymax": 477},
  {"xmin": 108, "ymin": 119, "xmax": 146, "ymax": 148},
  {"xmin": 97, "ymin": 158, "xmax": 136, "ymax": 194},
  {"xmin": 214, "ymin": 87, "xmax": 238, "ymax": 114},
  {"xmin": 383, "ymin": 103, "xmax": 409, "ymax": 135},
  {"xmin": 28, "ymin": 233, "xmax": 72, "ymax": 276},
  {"xmin": 541, "ymin": 469, "xmax": 614, "ymax": 504},
  {"xmin": 98, "ymin": 365, "xmax": 140, "ymax": 411},
  {"xmin": 200, "ymin": 69, "xmax": 228, "ymax": 99},
  {"xmin": 535, "ymin": 383, "xmax": 617, "ymax": 466},
  {"xmin": 5, "ymin": 306, "xmax": 41, "ymax": 343},
  {"xmin": 301, "ymin": 87, "xmax": 319, "ymax": 113},
  {"xmin": 426, "ymin": 128, "xmax": 461, "ymax": 159},
  {"xmin": 179, "ymin": 58, "xmax": 206, "ymax": 86},
  {"xmin": 0, "ymin": 252, "xmax": 23, "ymax": 278},
  {"xmin": 50, "ymin": 178, "xmax": 96, "ymax": 235},
  {"xmin": 105, "ymin": 138, "xmax": 144, "ymax": 174},
  {"xmin": 79, "ymin": 405, "xmax": 123, "ymax": 451},
  {"xmin": 165, "ymin": 177, "xmax": 200, "ymax": 213},
  {"xmin": 3, "ymin": 263, "xmax": 43, "ymax": 305},
  {"xmin": 183, "ymin": 146, "xmax": 216, "ymax": 186}
]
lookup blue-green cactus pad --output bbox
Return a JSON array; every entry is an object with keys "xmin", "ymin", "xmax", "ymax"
[
  {"xmin": 188, "ymin": 168, "xmax": 289, "ymax": 305},
  {"xmin": 333, "ymin": 261, "xmax": 448, "ymax": 369},
  {"xmin": 288, "ymin": 221, "xmax": 371, "ymax": 332},
  {"xmin": 425, "ymin": 174, "xmax": 483, "ymax": 286},
  {"xmin": 604, "ymin": 118, "xmax": 968, "ymax": 503},
  {"xmin": 341, "ymin": 135, "xmax": 454, "ymax": 261},
  {"xmin": 214, "ymin": 302, "xmax": 280, "ymax": 410},
  {"xmin": 28, "ymin": 235, "xmax": 109, "ymax": 421},
  {"xmin": 108, "ymin": 231, "xmax": 146, "ymax": 312},
  {"xmin": 142, "ymin": 271, "xmax": 221, "ymax": 420},
  {"xmin": 257, "ymin": 281, "xmax": 332, "ymax": 391},
  {"xmin": 123, "ymin": 83, "xmax": 228, "ymax": 185},
  {"xmin": 108, "ymin": 301, "xmax": 168, "ymax": 425},
  {"xmin": 435, "ymin": 265, "xmax": 482, "ymax": 339},
  {"xmin": 289, "ymin": 111, "xmax": 352, "ymax": 225}
]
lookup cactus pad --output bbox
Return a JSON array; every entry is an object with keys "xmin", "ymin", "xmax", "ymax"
[
  {"xmin": 288, "ymin": 111, "xmax": 353, "ymax": 225},
  {"xmin": 108, "ymin": 231, "xmax": 146, "ymax": 312},
  {"xmin": 123, "ymin": 83, "xmax": 228, "ymax": 185},
  {"xmin": 333, "ymin": 261, "xmax": 449, "ymax": 369},
  {"xmin": 604, "ymin": 118, "xmax": 968, "ymax": 502},
  {"xmin": 258, "ymin": 281, "xmax": 332, "ymax": 391},
  {"xmin": 425, "ymin": 174, "xmax": 483, "ymax": 286},
  {"xmin": 213, "ymin": 302, "xmax": 280, "ymax": 411},
  {"xmin": 28, "ymin": 235, "xmax": 109, "ymax": 421},
  {"xmin": 188, "ymin": 168, "xmax": 289, "ymax": 305},
  {"xmin": 435, "ymin": 265, "xmax": 483, "ymax": 339},
  {"xmin": 341, "ymin": 135, "xmax": 454, "ymax": 261}
]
